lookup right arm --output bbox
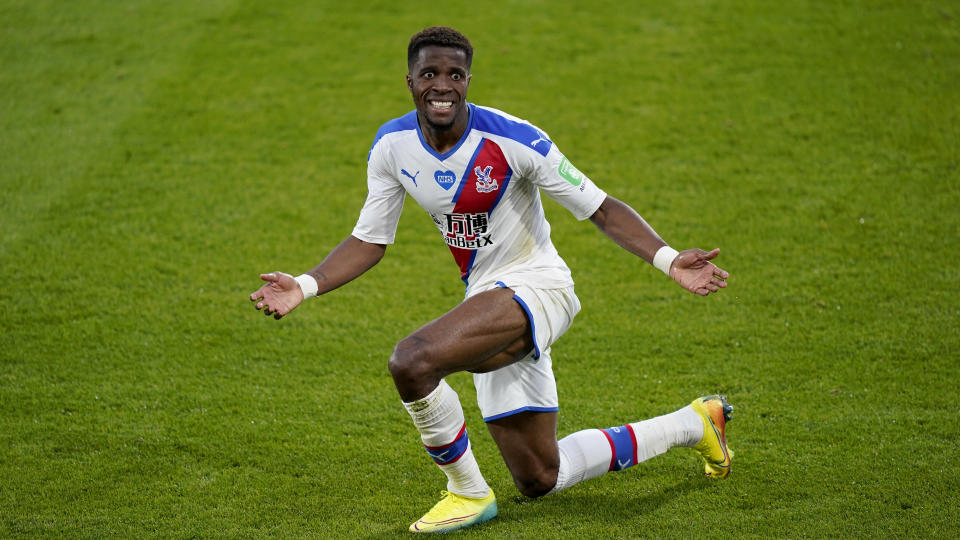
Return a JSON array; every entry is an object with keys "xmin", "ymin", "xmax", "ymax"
[
  {"xmin": 306, "ymin": 235, "xmax": 386, "ymax": 296},
  {"xmin": 249, "ymin": 235, "xmax": 386, "ymax": 319},
  {"xmin": 253, "ymin": 121, "xmax": 403, "ymax": 319}
]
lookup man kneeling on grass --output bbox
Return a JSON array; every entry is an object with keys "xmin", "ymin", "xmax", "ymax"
[{"xmin": 250, "ymin": 26, "xmax": 732, "ymax": 533}]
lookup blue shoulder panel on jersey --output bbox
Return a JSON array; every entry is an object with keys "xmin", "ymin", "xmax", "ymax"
[
  {"xmin": 367, "ymin": 110, "xmax": 419, "ymax": 161},
  {"xmin": 471, "ymin": 105, "xmax": 553, "ymax": 157}
]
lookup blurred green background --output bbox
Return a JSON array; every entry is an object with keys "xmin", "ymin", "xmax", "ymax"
[{"xmin": 2, "ymin": 1, "xmax": 957, "ymax": 537}]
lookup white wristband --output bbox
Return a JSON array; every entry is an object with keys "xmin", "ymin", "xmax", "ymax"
[
  {"xmin": 294, "ymin": 274, "xmax": 319, "ymax": 299},
  {"xmin": 652, "ymin": 246, "xmax": 679, "ymax": 276}
]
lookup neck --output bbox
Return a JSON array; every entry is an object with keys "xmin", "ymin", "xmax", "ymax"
[{"xmin": 419, "ymin": 107, "xmax": 469, "ymax": 154}]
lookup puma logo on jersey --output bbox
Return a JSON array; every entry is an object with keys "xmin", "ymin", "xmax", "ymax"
[
  {"xmin": 530, "ymin": 129, "xmax": 551, "ymax": 153},
  {"xmin": 474, "ymin": 165, "xmax": 498, "ymax": 193},
  {"xmin": 401, "ymin": 168, "xmax": 420, "ymax": 186}
]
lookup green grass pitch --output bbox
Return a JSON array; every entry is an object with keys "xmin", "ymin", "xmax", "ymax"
[{"xmin": 2, "ymin": 0, "xmax": 958, "ymax": 537}]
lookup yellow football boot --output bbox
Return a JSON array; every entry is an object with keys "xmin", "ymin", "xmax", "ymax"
[
  {"xmin": 691, "ymin": 395, "xmax": 734, "ymax": 478},
  {"xmin": 409, "ymin": 489, "xmax": 497, "ymax": 533}
]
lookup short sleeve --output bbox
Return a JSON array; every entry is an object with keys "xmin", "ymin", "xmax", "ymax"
[
  {"xmin": 352, "ymin": 141, "xmax": 406, "ymax": 244},
  {"xmin": 529, "ymin": 144, "xmax": 607, "ymax": 221}
]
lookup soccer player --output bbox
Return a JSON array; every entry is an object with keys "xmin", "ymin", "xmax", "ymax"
[{"xmin": 250, "ymin": 26, "xmax": 732, "ymax": 533}]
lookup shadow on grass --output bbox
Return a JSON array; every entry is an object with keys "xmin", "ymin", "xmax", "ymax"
[
  {"xmin": 547, "ymin": 477, "xmax": 701, "ymax": 505},
  {"xmin": 358, "ymin": 477, "xmax": 707, "ymax": 538},
  {"xmin": 508, "ymin": 476, "xmax": 707, "ymax": 523}
]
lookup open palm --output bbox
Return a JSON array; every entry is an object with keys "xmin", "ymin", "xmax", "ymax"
[
  {"xmin": 249, "ymin": 272, "xmax": 304, "ymax": 319},
  {"xmin": 669, "ymin": 249, "xmax": 729, "ymax": 296}
]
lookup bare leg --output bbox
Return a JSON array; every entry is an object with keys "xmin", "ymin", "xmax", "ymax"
[
  {"xmin": 486, "ymin": 411, "xmax": 561, "ymax": 497},
  {"xmin": 388, "ymin": 286, "xmax": 534, "ymax": 401},
  {"xmin": 392, "ymin": 285, "xmax": 537, "ymax": 506}
]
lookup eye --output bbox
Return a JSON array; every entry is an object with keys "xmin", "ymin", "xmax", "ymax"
[
  {"xmin": 423, "ymin": 72, "xmax": 434, "ymax": 79},
  {"xmin": 451, "ymin": 73, "xmax": 462, "ymax": 81}
]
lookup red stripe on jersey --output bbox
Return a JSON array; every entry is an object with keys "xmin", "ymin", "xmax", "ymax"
[{"xmin": 446, "ymin": 139, "xmax": 512, "ymax": 281}]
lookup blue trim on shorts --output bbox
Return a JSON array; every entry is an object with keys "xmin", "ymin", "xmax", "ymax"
[
  {"xmin": 483, "ymin": 406, "xmax": 559, "ymax": 423},
  {"xmin": 495, "ymin": 281, "xmax": 540, "ymax": 360}
]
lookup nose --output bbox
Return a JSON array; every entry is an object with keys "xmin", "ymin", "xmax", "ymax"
[{"xmin": 432, "ymin": 74, "xmax": 455, "ymax": 91}]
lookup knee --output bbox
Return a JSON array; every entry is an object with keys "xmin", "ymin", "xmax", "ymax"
[
  {"xmin": 388, "ymin": 336, "xmax": 437, "ymax": 388},
  {"xmin": 513, "ymin": 465, "xmax": 559, "ymax": 499}
]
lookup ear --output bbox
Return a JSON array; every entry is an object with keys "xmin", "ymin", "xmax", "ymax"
[{"xmin": 406, "ymin": 73, "xmax": 413, "ymax": 90}]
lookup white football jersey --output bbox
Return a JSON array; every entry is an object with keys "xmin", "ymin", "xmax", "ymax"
[{"xmin": 353, "ymin": 104, "xmax": 607, "ymax": 294}]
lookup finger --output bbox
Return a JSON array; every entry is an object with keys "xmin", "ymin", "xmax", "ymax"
[
  {"xmin": 259, "ymin": 272, "xmax": 280, "ymax": 283},
  {"xmin": 250, "ymin": 283, "xmax": 269, "ymax": 302},
  {"xmin": 701, "ymin": 248, "xmax": 720, "ymax": 261}
]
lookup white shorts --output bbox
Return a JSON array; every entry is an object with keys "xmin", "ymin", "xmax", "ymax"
[{"xmin": 471, "ymin": 281, "xmax": 581, "ymax": 422}]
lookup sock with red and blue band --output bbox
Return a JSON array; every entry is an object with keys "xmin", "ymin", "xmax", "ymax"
[
  {"xmin": 403, "ymin": 379, "xmax": 490, "ymax": 499},
  {"xmin": 601, "ymin": 425, "xmax": 639, "ymax": 471},
  {"xmin": 425, "ymin": 423, "xmax": 470, "ymax": 465},
  {"xmin": 548, "ymin": 405, "xmax": 702, "ymax": 494}
]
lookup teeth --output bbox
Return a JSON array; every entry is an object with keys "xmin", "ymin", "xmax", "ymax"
[{"xmin": 431, "ymin": 101, "xmax": 453, "ymax": 109}]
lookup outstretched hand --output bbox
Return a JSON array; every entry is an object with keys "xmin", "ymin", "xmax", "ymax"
[
  {"xmin": 249, "ymin": 272, "xmax": 303, "ymax": 319},
  {"xmin": 669, "ymin": 248, "xmax": 729, "ymax": 296}
]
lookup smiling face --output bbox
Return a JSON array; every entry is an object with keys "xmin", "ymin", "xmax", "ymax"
[{"xmin": 406, "ymin": 45, "xmax": 472, "ymax": 135}]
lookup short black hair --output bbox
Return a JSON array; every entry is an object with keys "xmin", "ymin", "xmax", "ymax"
[{"xmin": 407, "ymin": 26, "xmax": 473, "ymax": 70}]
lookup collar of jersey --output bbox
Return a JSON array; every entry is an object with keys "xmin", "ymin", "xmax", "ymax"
[{"xmin": 416, "ymin": 103, "xmax": 475, "ymax": 161}]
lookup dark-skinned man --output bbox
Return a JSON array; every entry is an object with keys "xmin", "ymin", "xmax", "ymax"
[{"xmin": 250, "ymin": 26, "xmax": 732, "ymax": 534}]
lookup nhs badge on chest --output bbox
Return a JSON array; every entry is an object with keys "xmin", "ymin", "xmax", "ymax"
[{"xmin": 434, "ymin": 170, "xmax": 456, "ymax": 191}]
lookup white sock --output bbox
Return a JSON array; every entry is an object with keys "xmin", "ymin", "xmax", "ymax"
[
  {"xmin": 548, "ymin": 429, "xmax": 611, "ymax": 494},
  {"xmin": 548, "ymin": 404, "xmax": 704, "ymax": 495},
  {"xmin": 402, "ymin": 380, "xmax": 490, "ymax": 499},
  {"xmin": 628, "ymin": 405, "xmax": 703, "ymax": 460}
]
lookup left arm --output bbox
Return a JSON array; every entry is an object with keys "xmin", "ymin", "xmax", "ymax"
[{"xmin": 589, "ymin": 196, "xmax": 729, "ymax": 296}]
